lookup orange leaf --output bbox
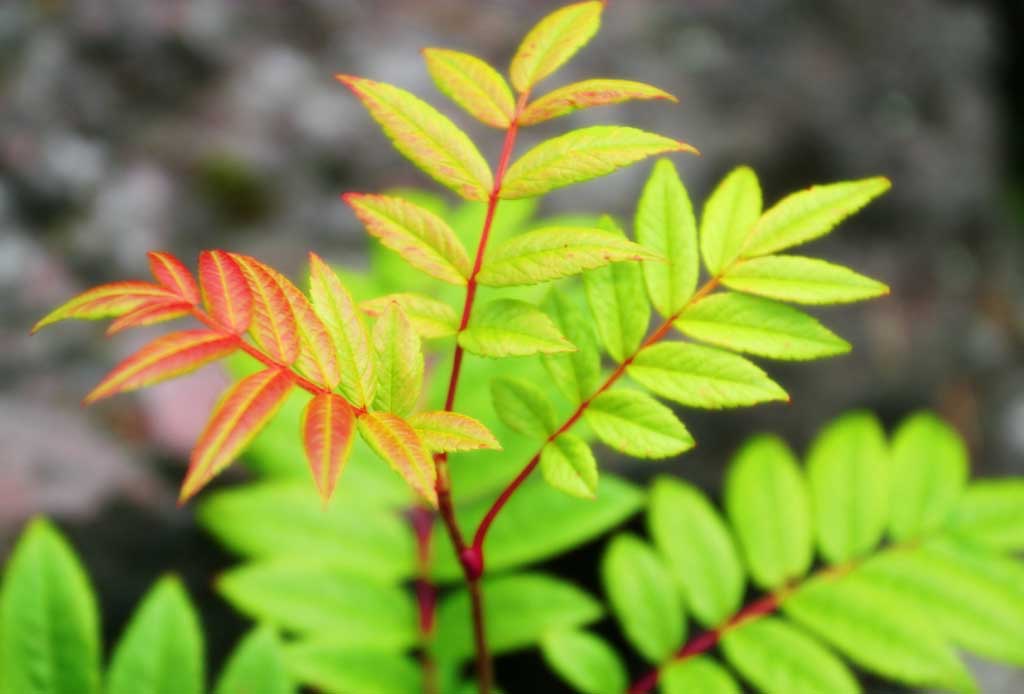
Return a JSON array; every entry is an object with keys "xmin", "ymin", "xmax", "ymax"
[
  {"xmin": 148, "ymin": 251, "xmax": 200, "ymax": 304},
  {"xmin": 357, "ymin": 411, "xmax": 437, "ymax": 506},
  {"xmin": 85, "ymin": 329, "xmax": 238, "ymax": 404},
  {"xmin": 301, "ymin": 393, "xmax": 355, "ymax": 503},
  {"xmin": 180, "ymin": 368, "xmax": 293, "ymax": 502},
  {"xmin": 105, "ymin": 300, "xmax": 192, "ymax": 335},
  {"xmin": 231, "ymin": 254, "xmax": 300, "ymax": 365},
  {"xmin": 199, "ymin": 250, "xmax": 253, "ymax": 334},
  {"xmin": 519, "ymin": 79, "xmax": 677, "ymax": 126},
  {"xmin": 32, "ymin": 281, "xmax": 177, "ymax": 333}
]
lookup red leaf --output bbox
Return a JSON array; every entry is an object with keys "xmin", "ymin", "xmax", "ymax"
[
  {"xmin": 180, "ymin": 368, "xmax": 294, "ymax": 502},
  {"xmin": 32, "ymin": 281, "xmax": 177, "ymax": 333},
  {"xmin": 302, "ymin": 393, "xmax": 355, "ymax": 502},
  {"xmin": 231, "ymin": 254, "xmax": 300, "ymax": 365},
  {"xmin": 105, "ymin": 300, "xmax": 192, "ymax": 335},
  {"xmin": 199, "ymin": 250, "xmax": 253, "ymax": 334},
  {"xmin": 148, "ymin": 252, "xmax": 200, "ymax": 305}
]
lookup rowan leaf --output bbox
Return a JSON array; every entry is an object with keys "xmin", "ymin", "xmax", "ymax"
[
  {"xmin": 636, "ymin": 159, "xmax": 698, "ymax": 316},
  {"xmin": 148, "ymin": 252, "xmax": 200, "ymax": 304},
  {"xmin": 214, "ymin": 627, "xmax": 294, "ymax": 694},
  {"xmin": 308, "ymin": 253, "xmax": 376, "ymax": 407},
  {"xmin": 660, "ymin": 657, "xmax": 741, "ymax": 694},
  {"xmin": 284, "ymin": 646, "xmax": 420, "ymax": 694},
  {"xmin": 458, "ymin": 298, "xmax": 574, "ymax": 357},
  {"xmin": 301, "ymin": 393, "xmax": 356, "ymax": 504},
  {"xmin": 947, "ymin": 480, "xmax": 1024, "ymax": 551},
  {"xmin": 357, "ymin": 411, "xmax": 437, "ymax": 506},
  {"xmin": 584, "ymin": 389, "xmax": 693, "ymax": 459},
  {"xmin": 676, "ymin": 292, "xmax": 850, "ymax": 360},
  {"xmin": 371, "ymin": 302, "xmax": 423, "ymax": 416},
  {"xmin": 423, "ymin": 48, "xmax": 515, "ymax": 128},
  {"xmin": 541, "ymin": 434, "xmax": 598, "ymax": 499},
  {"xmin": 361, "ymin": 293, "xmax": 458, "ymax": 339},
  {"xmin": 198, "ymin": 250, "xmax": 253, "ymax": 334},
  {"xmin": 344, "ymin": 193, "xmax": 472, "ymax": 285},
  {"xmin": 336, "ymin": 75, "xmax": 493, "ymax": 200},
  {"xmin": 541, "ymin": 290, "xmax": 602, "ymax": 403},
  {"xmin": 105, "ymin": 300, "xmax": 191, "ymax": 335},
  {"xmin": 32, "ymin": 281, "xmax": 178, "ymax": 333},
  {"xmin": 723, "ymin": 255, "xmax": 889, "ymax": 305},
  {"xmin": 509, "ymin": 1, "xmax": 603, "ymax": 92},
  {"xmin": 501, "ymin": 126, "xmax": 697, "ymax": 200},
  {"xmin": 264, "ymin": 270, "xmax": 340, "ymax": 389},
  {"xmin": 476, "ymin": 226, "xmax": 659, "ymax": 287},
  {"xmin": 699, "ymin": 165, "xmax": 762, "ymax": 276},
  {"xmin": 407, "ymin": 411, "xmax": 501, "ymax": 453},
  {"xmin": 740, "ymin": 177, "xmax": 892, "ymax": 258},
  {"xmin": 84, "ymin": 329, "xmax": 238, "ymax": 404},
  {"xmin": 180, "ymin": 368, "xmax": 294, "ymax": 502},
  {"xmin": 232, "ymin": 254, "xmax": 300, "ymax": 365},
  {"xmin": 490, "ymin": 376, "xmax": 557, "ymax": 439},
  {"xmin": 540, "ymin": 629, "xmax": 627, "ymax": 694},
  {"xmin": 627, "ymin": 341, "xmax": 788, "ymax": 409},
  {"xmin": 519, "ymin": 78, "xmax": 676, "ymax": 126}
]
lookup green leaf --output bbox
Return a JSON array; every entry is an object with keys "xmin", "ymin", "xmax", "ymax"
[
  {"xmin": 344, "ymin": 194, "xmax": 471, "ymax": 285},
  {"xmin": 423, "ymin": 48, "xmax": 515, "ymax": 129},
  {"xmin": 0, "ymin": 519, "xmax": 101, "ymax": 694},
  {"xmin": 635, "ymin": 159, "xmax": 698, "ymax": 316},
  {"xmin": 628, "ymin": 342, "xmax": 788, "ymax": 409},
  {"xmin": 648, "ymin": 477, "xmax": 745, "ymax": 627},
  {"xmin": 509, "ymin": 1, "xmax": 603, "ymax": 92},
  {"xmin": 106, "ymin": 577, "xmax": 203, "ymax": 694},
  {"xmin": 407, "ymin": 411, "xmax": 500, "ymax": 453},
  {"xmin": 676, "ymin": 292, "xmax": 850, "ymax": 360},
  {"xmin": 783, "ymin": 571, "xmax": 976, "ymax": 693},
  {"xmin": 371, "ymin": 302, "xmax": 423, "ymax": 416},
  {"xmin": 217, "ymin": 559, "xmax": 417, "ymax": 650},
  {"xmin": 947, "ymin": 480, "xmax": 1024, "ymax": 551},
  {"xmin": 541, "ymin": 629, "xmax": 627, "ymax": 694},
  {"xmin": 476, "ymin": 227, "xmax": 658, "ymax": 287},
  {"xmin": 519, "ymin": 78, "xmax": 676, "ymax": 126},
  {"xmin": 725, "ymin": 435, "xmax": 813, "ymax": 589},
  {"xmin": 337, "ymin": 75, "xmax": 493, "ymax": 200},
  {"xmin": 435, "ymin": 573, "xmax": 603, "ymax": 662},
  {"xmin": 490, "ymin": 376, "xmax": 557, "ymax": 439},
  {"xmin": 459, "ymin": 299, "xmax": 574, "ymax": 357},
  {"xmin": 361, "ymin": 293, "xmax": 458, "ymax": 340},
  {"xmin": 584, "ymin": 389, "xmax": 693, "ymax": 459},
  {"xmin": 541, "ymin": 290, "xmax": 602, "ymax": 403},
  {"xmin": 888, "ymin": 412, "xmax": 967, "ymax": 541},
  {"xmin": 284, "ymin": 644, "xmax": 421, "ymax": 694},
  {"xmin": 603, "ymin": 534, "xmax": 683, "ymax": 663},
  {"xmin": 740, "ymin": 177, "xmax": 891, "ymax": 258},
  {"xmin": 214, "ymin": 627, "xmax": 294, "ymax": 694},
  {"xmin": 541, "ymin": 434, "xmax": 599, "ymax": 499},
  {"xmin": 806, "ymin": 411, "xmax": 889, "ymax": 563},
  {"xmin": 501, "ymin": 126, "xmax": 696, "ymax": 199},
  {"xmin": 660, "ymin": 657, "xmax": 741, "ymax": 694},
  {"xmin": 723, "ymin": 255, "xmax": 889, "ymax": 305},
  {"xmin": 720, "ymin": 617, "xmax": 859, "ymax": 694},
  {"xmin": 699, "ymin": 165, "xmax": 762, "ymax": 276}
]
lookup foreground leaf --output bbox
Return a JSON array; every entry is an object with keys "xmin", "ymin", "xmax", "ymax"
[
  {"xmin": 371, "ymin": 302, "xmax": 423, "ymax": 416},
  {"xmin": 541, "ymin": 434, "xmax": 598, "ymax": 499},
  {"xmin": 104, "ymin": 300, "xmax": 191, "ymax": 335},
  {"xmin": 273, "ymin": 268, "xmax": 341, "ymax": 389},
  {"xmin": 699, "ymin": 165, "xmax": 762, "ymax": 276},
  {"xmin": 660, "ymin": 657, "xmax": 741, "ymax": 694},
  {"xmin": 423, "ymin": 48, "xmax": 515, "ymax": 128},
  {"xmin": 584, "ymin": 389, "xmax": 693, "ymax": 459},
  {"xmin": 284, "ymin": 645, "xmax": 420, "ymax": 694},
  {"xmin": 148, "ymin": 251, "xmax": 200, "ymax": 305},
  {"xmin": 459, "ymin": 299, "xmax": 574, "ymax": 357},
  {"xmin": 214, "ymin": 627, "xmax": 294, "ymax": 694},
  {"xmin": 723, "ymin": 255, "xmax": 888, "ymax": 305},
  {"xmin": 541, "ymin": 630, "xmax": 626, "ymax": 694},
  {"xmin": 407, "ymin": 411, "xmax": 500, "ymax": 453},
  {"xmin": 301, "ymin": 393, "xmax": 356, "ymax": 503},
  {"xmin": 233, "ymin": 254, "xmax": 300, "ymax": 365},
  {"xmin": 357, "ymin": 412, "xmax": 437, "ymax": 506},
  {"xmin": 361, "ymin": 293, "xmax": 458, "ymax": 339},
  {"xmin": 520, "ymin": 78, "xmax": 675, "ymax": 126},
  {"xmin": 199, "ymin": 250, "xmax": 253, "ymax": 334},
  {"xmin": 490, "ymin": 376, "xmax": 557, "ymax": 439},
  {"xmin": 32, "ymin": 281, "xmax": 177, "ymax": 333},
  {"xmin": 509, "ymin": 1, "xmax": 604, "ymax": 92}
]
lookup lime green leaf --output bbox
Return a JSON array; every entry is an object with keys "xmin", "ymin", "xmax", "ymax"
[
  {"xmin": 922, "ymin": 536, "xmax": 1024, "ymax": 602},
  {"xmin": 948, "ymin": 480, "xmax": 1024, "ymax": 551},
  {"xmin": 520, "ymin": 78, "xmax": 676, "ymax": 126},
  {"xmin": 284, "ymin": 644, "xmax": 420, "ymax": 694},
  {"xmin": 636, "ymin": 159, "xmax": 698, "ymax": 316},
  {"xmin": 648, "ymin": 477, "xmax": 745, "ymax": 627},
  {"xmin": 217, "ymin": 558, "xmax": 417, "ymax": 650},
  {"xmin": 336, "ymin": 75, "xmax": 493, "ymax": 200},
  {"xmin": 628, "ymin": 342, "xmax": 788, "ymax": 409},
  {"xmin": 676, "ymin": 292, "xmax": 850, "ymax": 360},
  {"xmin": 700, "ymin": 165, "xmax": 762, "ymax": 276},
  {"xmin": 740, "ymin": 177, "xmax": 891, "ymax": 258},
  {"xmin": 459, "ymin": 298, "xmax": 574, "ymax": 357},
  {"xmin": 1, "ymin": 519, "xmax": 101, "ymax": 694},
  {"xmin": 807, "ymin": 411, "xmax": 889, "ymax": 563},
  {"xmin": 602, "ymin": 534, "xmax": 684, "ymax": 663},
  {"xmin": 501, "ymin": 126, "xmax": 697, "ymax": 200},
  {"xmin": 423, "ymin": 48, "xmax": 515, "ymax": 128},
  {"xmin": 509, "ymin": 1, "xmax": 603, "ymax": 92},
  {"xmin": 214, "ymin": 627, "xmax": 294, "ymax": 694},
  {"xmin": 726, "ymin": 435, "xmax": 813, "ymax": 589},
  {"xmin": 371, "ymin": 302, "xmax": 423, "ymax": 416},
  {"xmin": 720, "ymin": 617, "xmax": 859, "ymax": 694},
  {"xmin": 541, "ymin": 434, "xmax": 598, "ymax": 499},
  {"xmin": 541, "ymin": 290, "xmax": 602, "ymax": 402},
  {"xmin": 435, "ymin": 573, "xmax": 603, "ymax": 662},
  {"xmin": 476, "ymin": 227, "xmax": 659, "ymax": 287},
  {"xmin": 490, "ymin": 376, "xmax": 557, "ymax": 439},
  {"xmin": 783, "ymin": 571, "xmax": 976, "ymax": 693},
  {"xmin": 888, "ymin": 412, "xmax": 967, "ymax": 541},
  {"xmin": 584, "ymin": 389, "xmax": 693, "ymax": 459},
  {"xmin": 344, "ymin": 194, "xmax": 471, "ymax": 285},
  {"xmin": 541, "ymin": 629, "xmax": 627, "ymax": 694},
  {"xmin": 106, "ymin": 576, "xmax": 204, "ymax": 694},
  {"xmin": 723, "ymin": 255, "xmax": 889, "ymax": 305},
  {"xmin": 361, "ymin": 293, "xmax": 458, "ymax": 339},
  {"xmin": 407, "ymin": 411, "xmax": 501, "ymax": 453},
  {"xmin": 660, "ymin": 657, "xmax": 741, "ymax": 694}
]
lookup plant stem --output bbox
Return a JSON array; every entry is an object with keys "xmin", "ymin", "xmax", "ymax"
[{"xmin": 410, "ymin": 507, "xmax": 438, "ymax": 694}]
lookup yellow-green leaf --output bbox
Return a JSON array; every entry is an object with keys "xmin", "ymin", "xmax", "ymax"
[
  {"xmin": 699, "ymin": 165, "xmax": 762, "ymax": 276},
  {"xmin": 371, "ymin": 302, "xmax": 423, "ymax": 416},
  {"xmin": 509, "ymin": 1, "xmax": 604, "ymax": 93},
  {"xmin": 540, "ymin": 629, "xmax": 627, "ymax": 694},
  {"xmin": 541, "ymin": 434, "xmax": 598, "ymax": 499},
  {"xmin": 408, "ymin": 411, "xmax": 501, "ymax": 453},
  {"xmin": 660, "ymin": 657, "xmax": 741, "ymax": 694},
  {"xmin": 491, "ymin": 376, "xmax": 558, "ymax": 440},
  {"xmin": 361, "ymin": 293, "xmax": 458, "ymax": 339},
  {"xmin": 423, "ymin": 48, "xmax": 515, "ymax": 128},
  {"xmin": 459, "ymin": 299, "xmax": 575, "ymax": 357},
  {"xmin": 519, "ymin": 78, "xmax": 676, "ymax": 126},
  {"xmin": 724, "ymin": 255, "xmax": 889, "ymax": 305},
  {"xmin": 584, "ymin": 389, "xmax": 693, "ymax": 459},
  {"xmin": 947, "ymin": 480, "xmax": 1024, "ymax": 551},
  {"xmin": 541, "ymin": 290, "xmax": 602, "ymax": 403}
]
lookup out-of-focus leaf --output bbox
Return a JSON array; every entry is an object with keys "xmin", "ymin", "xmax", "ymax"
[
  {"xmin": 541, "ymin": 433, "xmax": 598, "ymax": 499},
  {"xmin": 423, "ymin": 48, "xmax": 515, "ymax": 128},
  {"xmin": 509, "ymin": 1, "xmax": 604, "ymax": 92},
  {"xmin": 584, "ymin": 389, "xmax": 693, "ymax": 459},
  {"xmin": 540, "ymin": 629, "xmax": 627, "ymax": 694},
  {"xmin": 284, "ymin": 644, "xmax": 421, "ymax": 694},
  {"xmin": 947, "ymin": 480, "xmax": 1024, "ymax": 551},
  {"xmin": 214, "ymin": 627, "xmax": 294, "ymax": 694},
  {"xmin": 490, "ymin": 376, "xmax": 557, "ymax": 439},
  {"xmin": 660, "ymin": 657, "xmax": 741, "ymax": 694}
]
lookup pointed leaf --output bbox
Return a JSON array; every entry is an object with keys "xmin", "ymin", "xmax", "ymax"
[
  {"xmin": 423, "ymin": 48, "xmax": 515, "ymax": 128},
  {"xmin": 584, "ymin": 389, "xmax": 693, "ymax": 459},
  {"xmin": 105, "ymin": 300, "xmax": 191, "ymax": 335},
  {"xmin": 477, "ymin": 226, "xmax": 659, "ymax": 287},
  {"xmin": 509, "ymin": 1, "xmax": 603, "ymax": 92},
  {"xmin": 336, "ymin": 75, "xmax": 492, "ymax": 200},
  {"xmin": 636, "ymin": 159, "xmax": 699, "ymax": 316},
  {"xmin": 407, "ymin": 411, "xmax": 500, "ymax": 453},
  {"xmin": 948, "ymin": 480, "xmax": 1024, "ymax": 551},
  {"xmin": 583, "ymin": 218, "xmax": 650, "ymax": 362},
  {"xmin": 540, "ymin": 629, "xmax": 627, "ymax": 694},
  {"xmin": 269, "ymin": 270, "xmax": 340, "ymax": 389},
  {"xmin": 232, "ymin": 254, "xmax": 300, "ymax": 365},
  {"xmin": 148, "ymin": 251, "xmax": 200, "ymax": 304},
  {"xmin": 490, "ymin": 376, "xmax": 558, "ymax": 439},
  {"xmin": 214, "ymin": 627, "xmax": 294, "ymax": 694},
  {"xmin": 181, "ymin": 368, "xmax": 294, "ymax": 502},
  {"xmin": 371, "ymin": 302, "xmax": 423, "ymax": 416},
  {"xmin": 541, "ymin": 434, "xmax": 598, "ymax": 499},
  {"xmin": 459, "ymin": 298, "xmax": 574, "ymax": 357},
  {"xmin": 541, "ymin": 290, "xmax": 602, "ymax": 402},
  {"xmin": 301, "ymin": 393, "xmax": 356, "ymax": 503},
  {"xmin": 660, "ymin": 657, "xmax": 741, "ymax": 694},
  {"xmin": 199, "ymin": 250, "xmax": 253, "ymax": 334},
  {"xmin": 357, "ymin": 411, "xmax": 437, "ymax": 506},
  {"xmin": 285, "ymin": 646, "xmax": 420, "ymax": 694},
  {"xmin": 501, "ymin": 126, "xmax": 697, "ymax": 199},
  {"xmin": 628, "ymin": 341, "xmax": 788, "ymax": 408},
  {"xmin": 724, "ymin": 255, "xmax": 889, "ymax": 305},
  {"xmin": 676, "ymin": 292, "xmax": 850, "ymax": 360},
  {"xmin": 699, "ymin": 165, "xmax": 762, "ymax": 275},
  {"xmin": 520, "ymin": 78, "xmax": 676, "ymax": 126},
  {"xmin": 361, "ymin": 293, "xmax": 458, "ymax": 339},
  {"xmin": 32, "ymin": 281, "xmax": 177, "ymax": 333}
]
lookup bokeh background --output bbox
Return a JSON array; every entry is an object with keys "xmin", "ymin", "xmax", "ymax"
[{"xmin": 2, "ymin": 0, "xmax": 1022, "ymax": 691}]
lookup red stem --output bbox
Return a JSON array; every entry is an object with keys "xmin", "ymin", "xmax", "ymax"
[{"xmin": 410, "ymin": 507, "xmax": 438, "ymax": 694}]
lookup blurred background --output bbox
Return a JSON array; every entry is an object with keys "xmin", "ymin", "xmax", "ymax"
[{"xmin": 1, "ymin": 0, "xmax": 1022, "ymax": 691}]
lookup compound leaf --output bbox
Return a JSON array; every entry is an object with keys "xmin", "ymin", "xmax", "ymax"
[
  {"xmin": 541, "ymin": 434, "xmax": 598, "ymax": 499},
  {"xmin": 584, "ymin": 389, "xmax": 693, "ymax": 459},
  {"xmin": 459, "ymin": 299, "xmax": 574, "ymax": 357},
  {"xmin": 423, "ymin": 48, "xmax": 515, "ymax": 128},
  {"xmin": 723, "ymin": 255, "xmax": 888, "ymax": 305},
  {"xmin": 509, "ymin": 1, "xmax": 604, "ymax": 92},
  {"xmin": 540, "ymin": 629, "xmax": 627, "ymax": 694},
  {"xmin": 520, "ymin": 79, "xmax": 676, "ymax": 126},
  {"xmin": 699, "ymin": 165, "xmax": 762, "ymax": 276}
]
